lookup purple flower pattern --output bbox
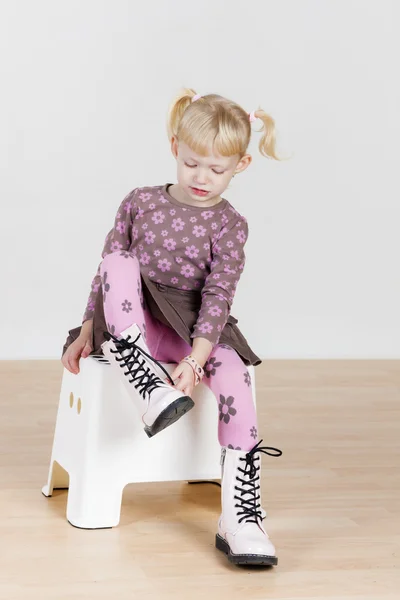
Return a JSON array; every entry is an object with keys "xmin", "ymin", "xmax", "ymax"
[
  {"xmin": 83, "ymin": 185, "xmax": 248, "ymax": 346},
  {"xmin": 250, "ymin": 426, "xmax": 258, "ymax": 440},
  {"xmin": 219, "ymin": 395, "xmax": 237, "ymax": 424},
  {"xmin": 204, "ymin": 357, "xmax": 223, "ymax": 378},
  {"xmin": 102, "ymin": 271, "xmax": 110, "ymax": 302},
  {"xmin": 107, "ymin": 322, "xmax": 116, "ymax": 335},
  {"xmin": 122, "ymin": 299, "xmax": 132, "ymax": 313}
]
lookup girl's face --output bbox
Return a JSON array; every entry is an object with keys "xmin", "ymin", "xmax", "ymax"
[{"xmin": 171, "ymin": 138, "xmax": 251, "ymax": 204}]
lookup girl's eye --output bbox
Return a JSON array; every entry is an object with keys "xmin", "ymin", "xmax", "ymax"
[{"xmin": 184, "ymin": 163, "xmax": 224, "ymax": 175}]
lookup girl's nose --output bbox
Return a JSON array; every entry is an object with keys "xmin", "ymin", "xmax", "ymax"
[{"xmin": 194, "ymin": 169, "xmax": 208, "ymax": 185}]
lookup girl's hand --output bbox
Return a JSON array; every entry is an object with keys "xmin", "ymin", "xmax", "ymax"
[
  {"xmin": 170, "ymin": 361, "xmax": 196, "ymax": 397},
  {"xmin": 61, "ymin": 334, "xmax": 93, "ymax": 375}
]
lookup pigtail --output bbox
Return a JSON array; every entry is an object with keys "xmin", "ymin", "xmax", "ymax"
[
  {"xmin": 166, "ymin": 87, "xmax": 199, "ymax": 141},
  {"xmin": 252, "ymin": 108, "xmax": 280, "ymax": 160}
]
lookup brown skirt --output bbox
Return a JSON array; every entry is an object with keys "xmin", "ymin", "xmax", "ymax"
[{"xmin": 62, "ymin": 273, "xmax": 262, "ymax": 367}]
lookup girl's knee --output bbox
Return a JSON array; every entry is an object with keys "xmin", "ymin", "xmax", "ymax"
[
  {"xmin": 203, "ymin": 344, "xmax": 245, "ymax": 382},
  {"xmin": 212, "ymin": 343, "xmax": 241, "ymax": 363}
]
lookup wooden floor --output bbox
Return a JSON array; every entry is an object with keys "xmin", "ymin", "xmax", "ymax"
[{"xmin": 0, "ymin": 360, "xmax": 399, "ymax": 599}]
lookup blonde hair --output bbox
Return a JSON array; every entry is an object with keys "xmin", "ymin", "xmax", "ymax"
[{"xmin": 166, "ymin": 87, "xmax": 279, "ymax": 160}]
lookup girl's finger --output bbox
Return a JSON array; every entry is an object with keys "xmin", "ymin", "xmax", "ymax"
[
  {"xmin": 64, "ymin": 351, "xmax": 74, "ymax": 374},
  {"xmin": 180, "ymin": 375, "xmax": 192, "ymax": 392},
  {"xmin": 81, "ymin": 342, "xmax": 92, "ymax": 359},
  {"xmin": 170, "ymin": 365, "xmax": 182, "ymax": 381},
  {"xmin": 66, "ymin": 357, "xmax": 76, "ymax": 375},
  {"xmin": 170, "ymin": 371, "xmax": 179, "ymax": 384},
  {"xmin": 70, "ymin": 353, "xmax": 80, "ymax": 375}
]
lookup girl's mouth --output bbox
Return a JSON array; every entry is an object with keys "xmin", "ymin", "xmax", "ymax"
[{"xmin": 190, "ymin": 187, "xmax": 209, "ymax": 197}]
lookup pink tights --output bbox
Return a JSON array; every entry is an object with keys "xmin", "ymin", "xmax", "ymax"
[{"xmin": 100, "ymin": 252, "xmax": 259, "ymax": 452}]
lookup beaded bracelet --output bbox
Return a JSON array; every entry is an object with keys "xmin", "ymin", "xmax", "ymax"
[{"xmin": 181, "ymin": 355, "xmax": 204, "ymax": 386}]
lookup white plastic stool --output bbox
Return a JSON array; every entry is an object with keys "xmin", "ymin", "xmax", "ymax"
[{"xmin": 42, "ymin": 355, "xmax": 256, "ymax": 529}]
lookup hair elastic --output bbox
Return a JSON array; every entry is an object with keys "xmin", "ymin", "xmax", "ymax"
[{"xmin": 249, "ymin": 110, "xmax": 257, "ymax": 122}]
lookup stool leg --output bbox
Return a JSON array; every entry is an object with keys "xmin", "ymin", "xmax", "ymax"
[
  {"xmin": 42, "ymin": 460, "xmax": 69, "ymax": 496},
  {"xmin": 66, "ymin": 475, "xmax": 124, "ymax": 529}
]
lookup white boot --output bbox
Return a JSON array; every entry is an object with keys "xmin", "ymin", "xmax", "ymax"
[
  {"xmin": 216, "ymin": 440, "xmax": 282, "ymax": 566},
  {"xmin": 101, "ymin": 323, "xmax": 194, "ymax": 438}
]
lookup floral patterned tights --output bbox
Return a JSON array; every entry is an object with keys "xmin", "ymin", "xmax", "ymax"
[{"xmin": 100, "ymin": 251, "xmax": 259, "ymax": 452}]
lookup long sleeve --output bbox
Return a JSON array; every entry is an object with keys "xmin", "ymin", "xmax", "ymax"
[
  {"xmin": 82, "ymin": 188, "xmax": 138, "ymax": 322},
  {"xmin": 190, "ymin": 215, "xmax": 248, "ymax": 346}
]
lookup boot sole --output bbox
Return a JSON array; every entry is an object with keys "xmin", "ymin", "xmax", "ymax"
[
  {"xmin": 215, "ymin": 534, "xmax": 278, "ymax": 566},
  {"xmin": 144, "ymin": 395, "xmax": 194, "ymax": 438}
]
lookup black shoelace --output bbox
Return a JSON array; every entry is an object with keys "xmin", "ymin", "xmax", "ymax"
[
  {"xmin": 234, "ymin": 440, "xmax": 282, "ymax": 525},
  {"xmin": 104, "ymin": 330, "xmax": 175, "ymax": 398}
]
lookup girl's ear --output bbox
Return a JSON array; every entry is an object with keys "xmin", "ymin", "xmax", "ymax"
[
  {"xmin": 235, "ymin": 153, "xmax": 252, "ymax": 175},
  {"xmin": 171, "ymin": 136, "xmax": 179, "ymax": 159}
]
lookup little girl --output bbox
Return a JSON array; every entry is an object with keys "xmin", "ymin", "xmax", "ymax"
[{"xmin": 62, "ymin": 89, "xmax": 282, "ymax": 566}]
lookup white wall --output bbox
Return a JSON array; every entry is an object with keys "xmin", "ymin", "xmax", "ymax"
[{"xmin": 1, "ymin": 0, "xmax": 399, "ymax": 359}]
